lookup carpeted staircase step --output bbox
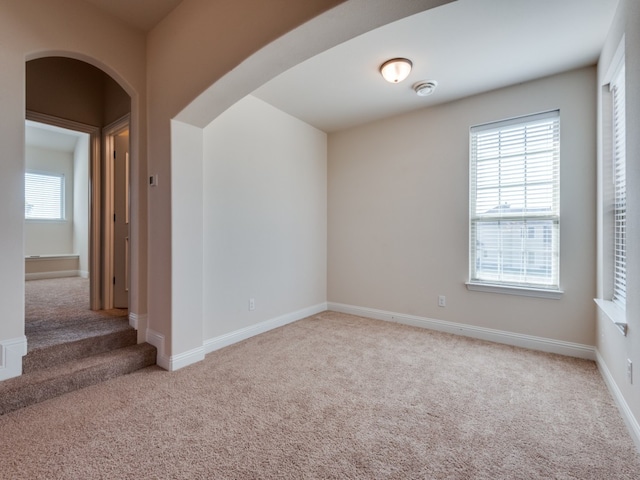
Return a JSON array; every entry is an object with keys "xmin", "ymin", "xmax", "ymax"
[
  {"xmin": 23, "ymin": 328, "xmax": 138, "ymax": 374},
  {"xmin": 0, "ymin": 342, "xmax": 156, "ymax": 416}
]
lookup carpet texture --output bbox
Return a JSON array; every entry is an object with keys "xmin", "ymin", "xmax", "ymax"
[
  {"xmin": 25, "ymin": 277, "xmax": 129, "ymax": 352},
  {"xmin": 4, "ymin": 277, "xmax": 156, "ymax": 413},
  {"xmin": 1, "ymin": 311, "xmax": 638, "ymax": 479},
  {"xmin": 0, "ymin": 343, "xmax": 156, "ymax": 415}
]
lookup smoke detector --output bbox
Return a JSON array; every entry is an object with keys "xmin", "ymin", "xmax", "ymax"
[{"xmin": 413, "ymin": 80, "xmax": 438, "ymax": 97}]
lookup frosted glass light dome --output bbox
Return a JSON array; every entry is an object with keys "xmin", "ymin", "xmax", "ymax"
[{"xmin": 380, "ymin": 58, "xmax": 412, "ymax": 83}]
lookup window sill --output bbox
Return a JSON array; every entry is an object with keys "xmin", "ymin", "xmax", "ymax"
[
  {"xmin": 25, "ymin": 219, "xmax": 68, "ymax": 224},
  {"xmin": 594, "ymin": 299, "xmax": 627, "ymax": 336},
  {"xmin": 466, "ymin": 282, "xmax": 563, "ymax": 299}
]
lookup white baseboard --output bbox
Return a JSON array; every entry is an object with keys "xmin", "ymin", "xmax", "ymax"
[
  {"xmin": 145, "ymin": 328, "xmax": 170, "ymax": 371},
  {"xmin": 204, "ymin": 302, "xmax": 328, "ymax": 355},
  {"xmin": 170, "ymin": 346, "xmax": 205, "ymax": 371},
  {"xmin": 145, "ymin": 325, "xmax": 205, "ymax": 372},
  {"xmin": 129, "ymin": 312, "xmax": 145, "ymax": 330},
  {"xmin": 130, "ymin": 312, "xmax": 149, "ymax": 345},
  {"xmin": 25, "ymin": 270, "xmax": 80, "ymax": 281},
  {"xmin": 327, "ymin": 302, "xmax": 596, "ymax": 360},
  {"xmin": 0, "ymin": 336, "xmax": 27, "ymax": 381},
  {"xmin": 596, "ymin": 350, "xmax": 640, "ymax": 452}
]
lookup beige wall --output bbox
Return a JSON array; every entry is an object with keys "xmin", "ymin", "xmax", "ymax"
[
  {"xmin": 0, "ymin": 0, "xmax": 146, "ymax": 377},
  {"xmin": 328, "ymin": 66, "xmax": 597, "ymax": 346},
  {"xmin": 596, "ymin": 0, "xmax": 640, "ymax": 439},
  {"xmin": 202, "ymin": 95, "xmax": 327, "ymax": 340}
]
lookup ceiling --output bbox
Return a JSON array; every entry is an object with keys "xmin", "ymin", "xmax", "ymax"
[
  {"xmin": 253, "ymin": 0, "xmax": 619, "ymax": 132},
  {"xmin": 75, "ymin": 0, "xmax": 618, "ymax": 133},
  {"xmin": 25, "ymin": 121, "xmax": 86, "ymax": 154},
  {"xmin": 82, "ymin": 0, "xmax": 182, "ymax": 31}
]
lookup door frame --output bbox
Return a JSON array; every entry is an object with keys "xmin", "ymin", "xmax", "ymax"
[
  {"xmin": 26, "ymin": 111, "xmax": 103, "ymax": 310},
  {"xmin": 102, "ymin": 114, "xmax": 130, "ymax": 310}
]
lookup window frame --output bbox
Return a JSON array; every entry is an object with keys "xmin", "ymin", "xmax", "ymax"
[
  {"xmin": 610, "ymin": 62, "xmax": 626, "ymax": 309},
  {"xmin": 24, "ymin": 170, "xmax": 66, "ymax": 222},
  {"xmin": 467, "ymin": 110, "xmax": 562, "ymax": 299},
  {"xmin": 594, "ymin": 42, "xmax": 627, "ymax": 336}
]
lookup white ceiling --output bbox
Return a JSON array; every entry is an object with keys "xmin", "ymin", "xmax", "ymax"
[
  {"xmin": 25, "ymin": 121, "xmax": 86, "ymax": 154},
  {"xmin": 253, "ymin": 0, "xmax": 619, "ymax": 132},
  {"xmin": 72, "ymin": 0, "xmax": 618, "ymax": 133}
]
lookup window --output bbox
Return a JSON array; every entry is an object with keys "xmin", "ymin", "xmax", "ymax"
[
  {"xmin": 25, "ymin": 171, "xmax": 65, "ymax": 220},
  {"xmin": 611, "ymin": 63, "xmax": 626, "ymax": 308},
  {"xmin": 469, "ymin": 110, "xmax": 560, "ymax": 292}
]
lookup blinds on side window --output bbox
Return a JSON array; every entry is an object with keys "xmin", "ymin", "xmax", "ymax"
[{"xmin": 612, "ymin": 64, "xmax": 626, "ymax": 307}]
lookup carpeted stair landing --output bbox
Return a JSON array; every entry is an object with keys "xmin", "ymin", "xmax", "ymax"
[
  {"xmin": 0, "ymin": 341, "xmax": 156, "ymax": 415},
  {"xmin": 0, "ymin": 278, "xmax": 156, "ymax": 415}
]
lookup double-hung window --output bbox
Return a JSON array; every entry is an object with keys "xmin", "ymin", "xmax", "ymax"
[
  {"xmin": 469, "ymin": 110, "xmax": 560, "ymax": 294},
  {"xmin": 611, "ymin": 63, "xmax": 626, "ymax": 308},
  {"xmin": 25, "ymin": 171, "xmax": 65, "ymax": 220}
]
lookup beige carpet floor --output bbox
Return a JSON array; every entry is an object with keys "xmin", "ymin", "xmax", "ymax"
[
  {"xmin": 25, "ymin": 277, "xmax": 129, "ymax": 351},
  {"xmin": 1, "ymin": 311, "xmax": 638, "ymax": 479}
]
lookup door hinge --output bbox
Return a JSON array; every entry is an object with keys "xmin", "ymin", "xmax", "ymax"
[
  {"xmin": 113, "ymin": 150, "xmax": 116, "ymax": 159},
  {"xmin": 113, "ymin": 276, "xmax": 116, "ymax": 285},
  {"xmin": 114, "ymin": 213, "xmax": 116, "ymax": 222}
]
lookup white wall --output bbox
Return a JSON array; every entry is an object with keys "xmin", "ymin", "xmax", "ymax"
[
  {"xmin": 24, "ymin": 145, "xmax": 74, "ymax": 256},
  {"xmin": 328, "ymin": 67, "xmax": 597, "ymax": 346},
  {"xmin": 596, "ymin": 0, "xmax": 640, "ymax": 445},
  {"xmin": 169, "ymin": 119, "xmax": 204, "ymax": 368},
  {"xmin": 202, "ymin": 95, "xmax": 327, "ymax": 340}
]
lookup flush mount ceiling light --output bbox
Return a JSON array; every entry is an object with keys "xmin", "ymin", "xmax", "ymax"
[
  {"xmin": 413, "ymin": 80, "xmax": 438, "ymax": 97},
  {"xmin": 380, "ymin": 58, "xmax": 412, "ymax": 83}
]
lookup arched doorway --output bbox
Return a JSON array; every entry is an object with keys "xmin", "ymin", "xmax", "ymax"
[{"xmin": 24, "ymin": 57, "xmax": 133, "ymax": 359}]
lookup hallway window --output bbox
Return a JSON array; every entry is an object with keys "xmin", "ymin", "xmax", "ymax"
[{"xmin": 25, "ymin": 171, "xmax": 65, "ymax": 220}]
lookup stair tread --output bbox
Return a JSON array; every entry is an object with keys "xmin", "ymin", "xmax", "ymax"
[
  {"xmin": 26, "ymin": 316, "xmax": 132, "ymax": 352},
  {"xmin": 23, "ymin": 328, "xmax": 138, "ymax": 374},
  {"xmin": 0, "ymin": 343, "xmax": 155, "ymax": 396}
]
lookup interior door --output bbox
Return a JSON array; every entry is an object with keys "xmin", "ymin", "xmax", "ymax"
[{"xmin": 113, "ymin": 130, "xmax": 129, "ymax": 309}]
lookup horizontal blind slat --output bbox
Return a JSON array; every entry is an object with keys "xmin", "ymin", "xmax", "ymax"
[{"xmin": 25, "ymin": 172, "xmax": 64, "ymax": 220}]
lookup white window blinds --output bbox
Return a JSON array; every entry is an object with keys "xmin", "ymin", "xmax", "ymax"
[
  {"xmin": 25, "ymin": 171, "xmax": 65, "ymax": 220},
  {"xmin": 469, "ymin": 110, "xmax": 560, "ymax": 289},
  {"xmin": 612, "ymin": 64, "xmax": 626, "ymax": 307}
]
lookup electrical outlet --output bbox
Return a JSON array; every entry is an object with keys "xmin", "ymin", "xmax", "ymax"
[
  {"xmin": 438, "ymin": 295, "xmax": 446, "ymax": 307},
  {"xmin": 249, "ymin": 298, "xmax": 255, "ymax": 311},
  {"xmin": 628, "ymin": 359, "xmax": 633, "ymax": 384}
]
